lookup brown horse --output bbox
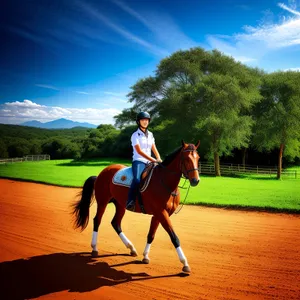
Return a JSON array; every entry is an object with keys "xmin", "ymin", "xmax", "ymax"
[{"xmin": 71, "ymin": 140, "xmax": 200, "ymax": 273}]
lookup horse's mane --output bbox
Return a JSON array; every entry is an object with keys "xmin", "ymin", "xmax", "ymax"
[
  {"xmin": 161, "ymin": 146, "xmax": 182, "ymax": 166},
  {"xmin": 161, "ymin": 144, "xmax": 196, "ymax": 166}
]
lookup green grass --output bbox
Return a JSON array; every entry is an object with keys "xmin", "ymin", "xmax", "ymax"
[
  {"xmin": 0, "ymin": 158, "xmax": 131, "ymax": 187},
  {"xmin": 0, "ymin": 159, "xmax": 299, "ymax": 213},
  {"xmin": 285, "ymin": 166, "xmax": 300, "ymax": 172}
]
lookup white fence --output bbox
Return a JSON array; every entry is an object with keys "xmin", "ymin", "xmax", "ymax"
[{"xmin": 0, "ymin": 155, "xmax": 50, "ymax": 164}]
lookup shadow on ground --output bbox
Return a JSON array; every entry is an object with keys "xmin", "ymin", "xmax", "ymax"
[{"xmin": 0, "ymin": 252, "xmax": 188, "ymax": 300}]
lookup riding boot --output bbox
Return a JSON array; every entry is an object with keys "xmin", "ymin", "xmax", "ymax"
[
  {"xmin": 126, "ymin": 186, "xmax": 136, "ymax": 211},
  {"xmin": 126, "ymin": 199, "xmax": 135, "ymax": 211}
]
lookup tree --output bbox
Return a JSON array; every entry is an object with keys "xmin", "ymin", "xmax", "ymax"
[
  {"xmin": 252, "ymin": 71, "xmax": 300, "ymax": 179},
  {"xmin": 7, "ymin": 138, "xmax": 31, "ymax": 157},
  {"xmin": 0, "ymin": 139, "xmax": 9, "ymax": 158},
  {"xmin": 115, "ymin": 48, "xmax": 262, "ymax": 175}
]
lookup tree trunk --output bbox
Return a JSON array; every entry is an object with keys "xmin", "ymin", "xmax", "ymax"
[
  {"xmin": 242, "ymin": 147, "xmax": 247, "ymax": 170},
  {"xmin": 277, "ymin": 143, "xmax": 284, "ymax": 180},
  {"xmin": 214, "ymin": 152, "xmax": 221, "ymax": 176}
]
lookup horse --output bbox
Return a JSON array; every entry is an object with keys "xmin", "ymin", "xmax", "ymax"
[{"xmin": 71, "ymin": 140, "xmax": 200, "ymax": 273}]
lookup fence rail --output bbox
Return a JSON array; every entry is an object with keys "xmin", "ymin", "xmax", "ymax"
[
  {"xmin": 0, "ymin": 156, "xmax": 297, "ymax": 179},
  {"xmin": 199, "ymin": 162, "xmax": 298, "ymax": 179},
  {"xmin": 0, "ymin": 155, "xmax": 50, "ymax": 164}
]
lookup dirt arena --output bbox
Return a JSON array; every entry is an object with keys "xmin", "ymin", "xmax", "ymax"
[{"xmin": 0, "ymin": 179, "xmax": 299, "ymax": 299}]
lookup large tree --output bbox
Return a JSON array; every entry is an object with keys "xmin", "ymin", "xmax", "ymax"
[
  {"xmin": 252, "ymin": 71, "xmax": 300, "ymax": 179},
  {"xmin": 115, "ymin": 48, "xmax": 262, "ymax": 175}
]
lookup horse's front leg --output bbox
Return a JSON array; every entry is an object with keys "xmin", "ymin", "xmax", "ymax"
[
  {"xmin": 142, "ymin": 216, "xmax": 160, "ymax": 264},
  {"xmin": 157, "ymin": 210, "xmax": 190, "ymax": 273}
]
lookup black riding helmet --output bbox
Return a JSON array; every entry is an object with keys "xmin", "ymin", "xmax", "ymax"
[{"xmin": 136, "ymin": 111, "xmax": 151, "ymax": 125}]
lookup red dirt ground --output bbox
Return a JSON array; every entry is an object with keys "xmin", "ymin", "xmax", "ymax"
[{"xmin": 0, "ymin": 178, "xmax": 299, "ymax": 300}]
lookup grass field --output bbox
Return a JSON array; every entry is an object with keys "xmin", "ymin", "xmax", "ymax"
[{"xmin": 0, "ymin": 159, "xmax": 299, "ymax": 213}]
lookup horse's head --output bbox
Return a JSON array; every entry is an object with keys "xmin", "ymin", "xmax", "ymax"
[{"xmin": 180, "ymin": 140, "xmax": 200, "ymax": 186}]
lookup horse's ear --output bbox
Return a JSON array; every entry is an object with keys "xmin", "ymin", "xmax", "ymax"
[
  {"xmin": 181, "ymin": 139, "xmax": 186, "ymax": 147},
  {"xmin": 195, "ymin": 140, "xmax": 200, "ymax": 149}
]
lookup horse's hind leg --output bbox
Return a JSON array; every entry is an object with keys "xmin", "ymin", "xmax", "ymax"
[
  {"xmin": 111, "ymin": 199, "xmax": 138, "ymax": 256},
  {"xmin": 91, "ymin": 180, "xmax": 111, "ymax": 256},
  {"xmin": 91, "ymin": 200, "xmax": 109, "ymax": 256},
  {"xmin": 142, "ymin": 216, "xmax": 160, "ymax": 264}
]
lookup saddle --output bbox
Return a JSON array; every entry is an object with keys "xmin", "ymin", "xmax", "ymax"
[
  {"xmin": 112, "ymin": 163, "xmax": 157, "ymax": 214},
  {"xmin": 112, "ymin": 162, "xmax": 157, "ymax": 192}
]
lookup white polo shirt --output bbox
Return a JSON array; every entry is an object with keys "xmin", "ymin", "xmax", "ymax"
[{"xmin": 131, "ymin": 128, "xmax": 155, "ymax": 163}]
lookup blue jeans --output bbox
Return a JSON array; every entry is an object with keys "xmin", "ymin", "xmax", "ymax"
[{"xmin": 127, "ymin": 160, "xmax": 146, "ymax": 203}]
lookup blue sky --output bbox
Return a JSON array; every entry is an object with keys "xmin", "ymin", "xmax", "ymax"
[{"xmin": 1, "ymin": 0, "xmax": 300, "ymax": 125}]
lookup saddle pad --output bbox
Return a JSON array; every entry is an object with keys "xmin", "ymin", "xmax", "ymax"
[{"xmin": 112, "ymin": 167, "xmax": 133, "ymax": 187}]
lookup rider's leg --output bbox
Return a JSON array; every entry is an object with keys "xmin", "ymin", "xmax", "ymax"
[{"xmin": 126, "ymin": 160, "xmax": 146, "ymax": 211}]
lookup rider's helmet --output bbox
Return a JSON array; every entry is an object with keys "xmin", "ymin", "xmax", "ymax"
[{"xmin": 136, "ymin": 111, "xmax": 151, "ymax": 125}]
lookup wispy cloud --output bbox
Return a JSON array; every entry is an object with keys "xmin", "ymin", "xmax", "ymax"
[
  {"xmin": 6, "ymin": 0, "xmax": 194, "ymax": 57},
  {"xmin": 104, "ymin": 91, "xmax": 126, "ymax": 97},
  {"xmin": 236, "ymin": 5, "xmax": 251, "ymax": 11},
  {"xmin": 76, "ymin": 1, "xmax": 168, "ymax": 56},
  {"xmin": 206, "ymin": 2, "xmax": 300, "ymax": 66},
  {"xmin": 35, "ymin": 84, "xmax": 60, "ymax": 91},
  {"xmin": 6, "ymin": 3, "xmax": 121, "ymax": 53},
  {"xmin": 8, "ymin": 26, "xmax": 62, "ymax": 53},
  {"xmin": 75, "ymin": 91, "xmax": 91, "ymax": 95},
  {"xmin": 278, "ymin": 2, "xmax": 300, "ymax": 16},
  {"xmin": 0, "ymin": 100, "xmax": 121, "ymax": 125},
  {"xmin": 111, "ymin": 0, "xmax": 198, "ymax": 52}
]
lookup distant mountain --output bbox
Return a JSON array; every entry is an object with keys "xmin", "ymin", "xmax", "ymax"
[{"xmin": 21, "ymin": 118, "xmax": 97, "ymax": 129}]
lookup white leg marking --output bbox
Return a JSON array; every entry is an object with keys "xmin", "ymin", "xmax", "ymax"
[
  {"xmin": 91, "ymin": 231, "xmax": 98, "ymax": 251},
  {"xmin": 119, "ymin": 232, "xmax": 137, "ymax": 254},
  {"xmin": 119, "ymin": 232, "xmax": 130, "ymax": 247},
  {"xmin": 143, "ymin": 243, "xmax": 151, "ymax": 260},
  {"xmin": 176, "ymin": 246, "xmax": 188, "ymax": 266}
]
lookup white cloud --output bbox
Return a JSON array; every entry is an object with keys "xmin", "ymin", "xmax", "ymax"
[
  {"xmin": 4, "ymin": 99, "xmax": 45, "ymax": 108},
  {"xmin": 0, "ymin": 100, "xmax": 121, "ymax": 125},
  {"xmin": 284, "ymin": 67, "xmax": 300, "ymax": 71},
  {"xmin": 206, "ymin": 2, "xmax": 300, "ymax": 65}
]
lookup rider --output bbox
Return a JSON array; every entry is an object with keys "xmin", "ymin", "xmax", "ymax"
[{"xmin": 126, "ymin": 111, "xmax": 162, "ymax": 211}]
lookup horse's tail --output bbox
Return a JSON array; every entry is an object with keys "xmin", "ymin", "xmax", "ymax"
[{"xmin": 71, "ymin": 176, "xmax": 97, "ymax": 231}]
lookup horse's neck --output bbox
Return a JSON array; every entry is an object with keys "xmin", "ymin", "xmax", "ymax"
[{"xmin": 161, "ymin": 155, "xmax": 182, "ymax": 190}]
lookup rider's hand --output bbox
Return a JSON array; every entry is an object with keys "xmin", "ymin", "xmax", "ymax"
[{"xmin": 156, "ymin": 158, "xmax": 162, "ymax": 163}]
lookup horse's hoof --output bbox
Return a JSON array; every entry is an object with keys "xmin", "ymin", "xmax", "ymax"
[
  {"xmin": 91, "ymin": 250, "xmax": 98, "ymax": 257},
  {"xmin": 142, "ymin": 258, "xmax": 150, "ymax": 264},
  {"xmin": 182, "ymin": 266, "xmax": 191, "ymax": 273},
  {"xmin": 130, "ymin": 251, "xmax": 138, "ymax": 257}
]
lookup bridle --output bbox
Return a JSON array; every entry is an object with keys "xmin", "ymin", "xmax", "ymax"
[
  {"xmin": 180, "ymin": 148, "xmax": 200, "ymax": 179},
  {"xmin": 157, "ymin": 146, "xmax": 200, "ymax": 178},
  {"xmin": 154, "ymin": 146, "xmax": 200, "ymax": 214}
]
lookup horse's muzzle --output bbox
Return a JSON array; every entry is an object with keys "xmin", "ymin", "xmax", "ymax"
[{"xmin": 190, "ymin": 178, "xmax": 199, "ymax": 186}]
